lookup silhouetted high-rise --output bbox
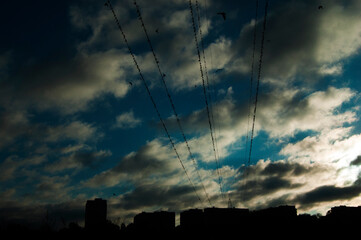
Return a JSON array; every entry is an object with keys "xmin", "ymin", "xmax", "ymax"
[{"xmin": 85, "ymin": 198, "xmax": 107, "ymax": 229}]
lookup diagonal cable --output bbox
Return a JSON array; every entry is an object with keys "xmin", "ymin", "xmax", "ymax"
[
  {"xmin": 248, "ymin": 0, "xmax": 269, "ymax": 166},
  {"xmin": 194, "ymin": 0, "xmax": 227, "ymax": 205},
  {"xmin": 245, "ymin": 0, "xmax": 259, "ymax": 166},
  {"xmin": 133, "ymin": 0, "xmax": 213, "ymax": 207},
  {"xmin": 106, "ymin": 0, "xmax": 203, "ymax": 205},
  {"xmin": 189, "ymin": 0, "xmax": 224, "ymax": 200},
  {"xmin": 194, "ymin": 0, "xmax": 219, "ymax": 164}
]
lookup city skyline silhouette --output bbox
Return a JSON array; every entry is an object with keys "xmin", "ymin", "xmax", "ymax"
[{"xmin": 2, "ymin": 198, "xmax": 361, "ymax": 238}]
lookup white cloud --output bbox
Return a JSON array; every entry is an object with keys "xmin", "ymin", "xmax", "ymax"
[
  {"xmin": 60, "ymin": 144, "xmax": 91, "ymax": 154},
  {"xmin": 315, "ymin": 0, "xmax": 361, "ymax": 64},
  {"xmin": 281, "ymin": 129, "xmax": 361, "ymax": 171},
  {"xmin": 319, "ymin": 63, "xmax": 343, "ymax": 76},
  {"xmin": 114, "ymin": 110, "xmax": 142, "ymax": 129},
  {"xmin": 257, "ymin": 87, "xmax": 356, "ymax": 138},
  {"xmin": 169, "ymin": 86, "xmax": 357, "ymax": 157},
  {"xmin": 45, "ymin": 121, "xmax": 97, "ymax": 143}
]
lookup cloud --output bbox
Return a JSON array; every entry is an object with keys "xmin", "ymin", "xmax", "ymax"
[
  {"xmin": 319, "ymin": 63, "xmax": 343, "ymax": 76},
  {"xmin": 83, "ymin": 137, "xmax": 230, "ymax": 213},
  {"xmin": 117, "ymin": 183, "xmax": 202, "ymax": 211},
  {"xmin": 281, "ymin": 129, "xmax": 361, "ymax": 169},
  {"xmin": 45, "ymin": 121, "xmax": 98, "ymax": 143},
  {"xmin": 14, "ymin": 50, "xmax": 133, "ymax": 114},
  {"xmin": 32, "ymin": 175, "xmax": 72, "ymax": 202},
  {"xmin": 257, "ymin": 87, "xmax": 356, "ymax": 138},
  {"xmin": 113, "ymin": 110, "xmax": 142, "ymax": 129},
  {"xmin": 83, "ymin": 139, "xmax": 180, "ymax": 188},
  {"xmin": 0, "ymin": 110, "xmax": 30, "ymax": 148},
  {"xmin": 157, "ymin": 84, "xmax": 357, "ymax": 170},
  {"xmin": 166, "ymin": 85, "xmax": 356, "ymax": 154},
  {"xmin": 228, "ymin": 158, "xmax": 361, "ymax": 211},
  {"xmin": 231, "ymin": 160, "xmax": 327, "ymax": 203},
  {"xmin": 60, "ymin": 144, "xmax": 91, "ymax": 155},
  {"xmin": 45, "ymin": 150, "xmax": 112, "ymax": 173},
  {"xmin": 208, "ymin": 1, "xmax": 361, "ymax": 93},
  {"xmin": 70, "ymin": 0, "xmax": 224, "ymax": 91},
  {"xmin": 0, "ymin": 49, "xmax": 133, "ymax": 116},
  {"xmin": 294, "ymin": 184, "xmax": 361, "ymax": 206},
  {"xmin": 350, "ymin": 156, "xmax": 361, "ymax": 166},
  {"xmin": 0, "ymin": 155, "xmax": 46, "ymax": 182}
]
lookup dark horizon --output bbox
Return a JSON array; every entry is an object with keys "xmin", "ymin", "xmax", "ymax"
[
  {"xmin": 2, "ymin": 198, "xmax": 361, "ymax": 230},
  {"xmin": 2, "ymin": 201, "xmax": 361, "ymax": 238}
]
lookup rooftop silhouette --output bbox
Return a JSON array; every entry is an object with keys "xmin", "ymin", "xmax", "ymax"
[{"xmin": 85, "ymin": 198, "xmax": 107, "ymax": 230}]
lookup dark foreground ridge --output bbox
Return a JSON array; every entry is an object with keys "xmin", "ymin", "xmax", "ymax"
[{"xmin": 2, "ymin": 198, "xmax": 361, "ymax": 239}]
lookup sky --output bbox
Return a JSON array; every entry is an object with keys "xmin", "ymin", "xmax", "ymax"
[{"xmin": 1, "ymin": 0, "xmax": 361, "ymax": 228}]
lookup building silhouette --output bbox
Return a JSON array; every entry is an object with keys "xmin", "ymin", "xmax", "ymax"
[
  {"xmin": 85, "ymin": 198, "xmax": 107, "ymax": 230},
  {"xmin": 133, "ymin": 211, "xmax": 175, "ymax": 232},
  {"xmin": 180, "ymin": 208, "xmax": 204, "ymax": 229},
  {"xmin": 326, "ymin": 205, "xmax": 361, "ymax": 218},
  {"xmin": 180, "ymin": 207, "xmax": 250, "ymax": 236},
  {"xmin": 252, "ymin": 205, "xmax": 297, "ymax": 221},
  {"xmin": 323, "ymin": 205, "xmax": 361, "ymax": 228},
  {"xmin": 204, "ymin": 207, "xmax": 249, "ymax": 228}
]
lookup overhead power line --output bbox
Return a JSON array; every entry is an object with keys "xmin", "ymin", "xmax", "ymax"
[
  {"xmin": 194, "ymin": 0, "xmax": 227, "ymax": 206},
  {"xmin": 133, "ymin": 0, "xmax": 213, "ymax": 207},
  {"xmin": 244, "ymin": 0, "xmax": 259, "ymax": 166},
  {"xmin": 248, "ymin": 0, "xmax": 269, "ymax": 166},
  {"xmin": 106, "ymin": 0, "xmax": 203, "ymax": 205},
  {"xmin": 189, "ymin": 0, "xmax": 224, "ymax": 200},
  {"xmin": 194, "ymin": 0, "xmax": 219, "ymax": 164}
]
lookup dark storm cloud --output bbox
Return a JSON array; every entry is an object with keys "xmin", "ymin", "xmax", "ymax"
[
  {"xmin": 261, "ymin": 161, "xmax": 312, "ymax": 177},
  {"xmin": 230, "ymin": 160, "xmax": 361, "ymax": 210},
  {"xmin": 350, "ymin": 156, "xmax": 361, "ymax": 166},
  {"xmin": 238, "ymin": 160, "xmax": 321, "ymax": 180},
  {"xmin": 117, "ymin": 183, "xmax": 200, "ymax": 210},
  {"xmin": 1, "ymin": 50, "xmax": 131, "ymax": 114},
  {"xmin": 288, "ymin": 173, "xmax": 361, "ymax": 208},
  {"xmin": 229, "ymin": 0, "xmax": 361, "ymax": 82},
  {"xmin": 112, "ymin": 141, "xmax": 177, "ymax": 176},
  {"xmin": 231, "ymin": 0, "xmax": 318, "ymax": 79},
  {"xmin": 236, "ymin": 176, "xmax": 302, "ymax": 202},
  {"xmin": 294, "ymin": 184, "xmax": 361, "ymax": 206},
  {"xmin": 230, "ymin": 160, "xmax": 328, "ymax": 204},
  {"xmin": 84, "ymin": 140, "xmax": 180, "ymax": 187}
]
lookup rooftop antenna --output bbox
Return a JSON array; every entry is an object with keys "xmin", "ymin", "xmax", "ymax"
[{"xmin": 228, "ymin": 197, "xmax": 233, "ymax": 208}]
